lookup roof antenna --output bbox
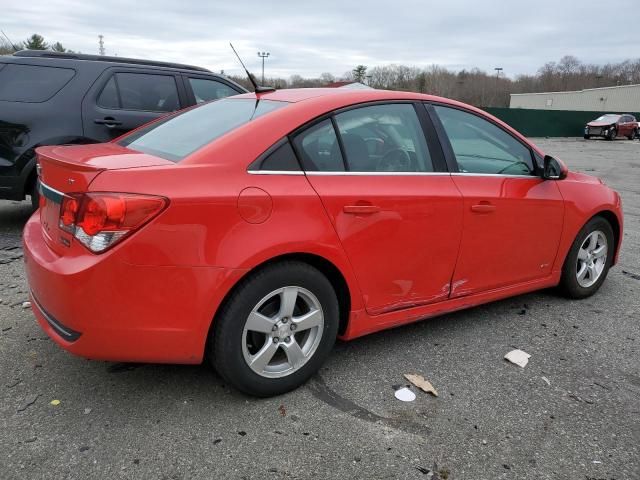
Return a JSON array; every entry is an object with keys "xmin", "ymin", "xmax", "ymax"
[{"xmin": 229, "ymin": 42, "xmax": 275, "ymax": 94}]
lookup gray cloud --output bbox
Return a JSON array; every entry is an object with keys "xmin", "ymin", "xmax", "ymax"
[{"xmin": 3, "ymin": 0, "xmax": 636, "ymax": 78}]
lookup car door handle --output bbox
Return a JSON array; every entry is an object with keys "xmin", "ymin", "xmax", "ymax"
[
  {"xmin": 343, "ymin": 205, "xmax": 381, "ymax": 215},
  {"xmin": 471, "ymin": 203, "xmax": 496, "ymax": 214},
  {"xmin": 94, "ymin": 117, "xmax": 122, "ymax": 127}
]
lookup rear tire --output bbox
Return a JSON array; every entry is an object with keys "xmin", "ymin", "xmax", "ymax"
[
  {"xmin": 209, "ymin": 261, "xmax": 339, "ymax": 397},
  {"xmin": 558, "ymin": 217, "xmax": 614, "ymax": 299},
  {"xmin": 629, "ymin": 129, "xmax": 638, "ymax": 140}
]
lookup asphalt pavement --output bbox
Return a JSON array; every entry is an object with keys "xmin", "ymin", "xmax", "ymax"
[{"xmin": 1, "ymin": 138, "xmax": 638, "ymax": 479}]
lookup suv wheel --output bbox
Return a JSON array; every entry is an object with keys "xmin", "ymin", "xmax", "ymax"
[
  {"xmin": 30, "ymin": 180, "xmax": 40, "ymax": 211},
  {"xmin": 209, "ymin": 261, "xmax": 339, "ymax": 397},
  {"xmin": 606, "ymin": 128, "xmax": 616, "ymax": 140}
]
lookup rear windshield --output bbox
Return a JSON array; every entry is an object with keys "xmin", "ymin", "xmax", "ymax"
[
  {"xmin": 0, "ymin": 63, "xmax": 75, "ymax": 102},
  {"xmin": 120, "ymin": 98, "xmax": 288, "ymax": 162}
]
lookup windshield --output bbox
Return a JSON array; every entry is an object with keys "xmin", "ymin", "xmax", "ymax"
[
  {"xmin": 594, "ymin": 114, "xmax": 620, "ymax": 122},
  {"xmin": 119, "ymin": 98, "xmax": 288, "ymax": 162}
]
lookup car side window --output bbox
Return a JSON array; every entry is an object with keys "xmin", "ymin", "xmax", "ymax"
[
  {"xmin": 292, "ymin": 119, "xmax": 345, "ymax": 171},
  {"xmin": 97, "ymin": 73, "xmax": 180, "ymax": 112},
  {"xmin": 434, "ymin": 105, "xmax": 534, "ymax": 176},
  {"xmin": 188, "ymin": 78, "xmax": 239, "ymax": 103},
  {"xmin": 251, "ymin": 140, "xmax": 300, "ymax": 171},
  {"xmin": 334, "ymin": 104, "xmax": 434, "ymax": 172}
]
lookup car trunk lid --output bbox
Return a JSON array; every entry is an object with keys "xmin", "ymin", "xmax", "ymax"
[{"xmin": 36, "ymin": 143, "xmax": 173, "ymax": 254}]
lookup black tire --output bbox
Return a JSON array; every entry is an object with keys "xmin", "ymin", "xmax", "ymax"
[
  {"xmin": 209, "ymin": 261, "xmax": 339, "ymax": 397},
  {"xmin": 606, "ymin": 128, "xmax": 616, "ymax": 141},
  {"xmin": 630, "ymin": 129, "xmax": 638, "ymax": 140},
  {"xmin": 558, "ymin": 216, "xmax": 614, "ymax": 299},
  {"xmin": 583, "ymin": 134, "xmax": 590, "ymax": 140},
  {"xmin": 29, "ymin": 180, "xmax": 40, "ymax": 211}
]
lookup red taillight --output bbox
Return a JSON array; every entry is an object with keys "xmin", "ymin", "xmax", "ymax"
[
  {"xmin": 60, "ymin": 196, "xmax": 80, "ymax": 232},
  {"xmin": 58, "ymin": 192, "xmax": 168, "ymax": 252}
]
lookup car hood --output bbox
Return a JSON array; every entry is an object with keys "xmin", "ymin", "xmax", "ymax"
[
  {"xmin": 586, "ymin": 121, "xmax": 615, "ymax": 127},
  {"xmin": 565, "ymin": 171, "xmax": 604, "ymax": 185}
]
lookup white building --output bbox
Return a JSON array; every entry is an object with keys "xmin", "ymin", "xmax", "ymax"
[{"xmin": 510, "ymin": 84, "xmax": 640, "ymax": 111}]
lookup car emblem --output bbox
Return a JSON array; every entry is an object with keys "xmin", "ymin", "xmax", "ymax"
[{"xmin": 68, "ymin": 178, "xmax": 75, "ymax": 185}]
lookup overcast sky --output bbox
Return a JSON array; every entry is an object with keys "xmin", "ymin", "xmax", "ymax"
[{"xmin": 3, "ymin": 1, "xmax": 636, "ymax": 79}]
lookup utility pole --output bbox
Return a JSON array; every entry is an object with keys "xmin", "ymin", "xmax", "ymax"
[
  {"xmin": 257, "ymin": 51, "xmax": 270, "ymax": 83},
  {"xmin": 98, "ymin": 35, "xmax": 105, "ymax": 56}
]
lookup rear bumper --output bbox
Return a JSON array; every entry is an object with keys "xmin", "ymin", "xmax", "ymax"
[{"xmin": 23, "ymin": 213, "xmax": 246, "ymax": 364}]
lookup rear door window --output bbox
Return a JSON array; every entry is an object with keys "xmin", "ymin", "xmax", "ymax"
[
  {"xmin": 188, "ymin": 78, "xmax": 240, "ymax": 103},
  {"xmin": 0, "ymin": 64, "xmax": 75, "ymax": 102},
  {"xmin": 292, "ymin": 119, "xmax": 345, "ymax": 172},
  {"xmin": 97, "ymin": 73, "xmax": 180, "ymax": 112},
  {"xmin": 334, "ymin": 104, "xmax": 434, "ymax": 172}
]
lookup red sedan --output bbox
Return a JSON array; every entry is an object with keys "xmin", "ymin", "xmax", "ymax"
[{"xmin": 24, "ymin": 89, "xmax": 623, "ymax": 396}]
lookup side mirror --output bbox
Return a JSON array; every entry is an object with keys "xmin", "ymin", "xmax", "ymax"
[{"xmin": 542, "ymin": 155, "xmax": 568, "ymax": 180}]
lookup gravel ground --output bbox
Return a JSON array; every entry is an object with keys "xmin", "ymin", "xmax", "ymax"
[{"xmin": 0, "ymin": 138, "xmax": 638, "ymax": 480}]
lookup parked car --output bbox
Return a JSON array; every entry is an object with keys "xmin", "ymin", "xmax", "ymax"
[
  {"xmin": 584, "ymin": 113, "xmax": 638, "ymax": 140},
  {"xmin": 0, "ymin": 50, "xmax": 247, "ymax": 209},
  {"xmin": 24, "ymin": 89, "xmax": 623, "ymax": 397}
]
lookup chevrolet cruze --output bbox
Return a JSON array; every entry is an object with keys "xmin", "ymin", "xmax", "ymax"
[{"xmin": 24, "ymin": 88, "xmax": 623, "ymax": 396}]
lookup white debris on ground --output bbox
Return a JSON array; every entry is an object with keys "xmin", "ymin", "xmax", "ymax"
[
  {"xmin": 394, "ymin": 387, "xmax": 416, "ymax": 402},
  {"xmin": 504, "ymin": 349, "xmax": 531, "ymax": 368}
]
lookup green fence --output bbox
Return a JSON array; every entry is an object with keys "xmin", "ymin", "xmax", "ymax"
[{"xmin": 481, "ymin": 107, "xmax": 640, "ymax": 138}]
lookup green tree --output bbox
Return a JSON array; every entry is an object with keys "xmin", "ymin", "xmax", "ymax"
[
  {"xmin": 51, "ymin": 41, "xmax": 67, "ymax": 53},
  {"xmin": 24, "ymin": 33, "xmax": 48, "ymax": 50},
  {"xmin": 352, "ymin": 65, "xmax": 367, "ymax": 83}
]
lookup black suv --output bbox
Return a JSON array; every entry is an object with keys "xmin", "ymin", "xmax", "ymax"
[{"xmin": 0, "ymin": 50, "xmax": 247, "ymax": 208}]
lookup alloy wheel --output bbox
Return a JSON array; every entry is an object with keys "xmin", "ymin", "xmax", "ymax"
[
  {"xmin": 576, "ymin": 230, "xmax": 608, "ymax": 288},
  {"xmin": 242, "ymin": 286, "xmax": 324, "ymax": 378}
]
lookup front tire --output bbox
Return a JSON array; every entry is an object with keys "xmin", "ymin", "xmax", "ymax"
[
  {"xmin": 583, "ymin": 134, "xmax": 590, "ymax": 140},
  {"xmin": 209, "ymin": 261, "xmax": 339, "ymax": 397},
  {"xmin": 606, "ymin": 128, "xmax": 616, "ymax": 141},
  {"xmin": 558, "ymin": 217, "xmax": 614, "ymax": 299}
]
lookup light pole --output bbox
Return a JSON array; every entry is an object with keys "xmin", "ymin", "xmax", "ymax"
[
  {"xmin": 494, "ymin": 67, "xmax": 503, "ymax": 105},
  {"xmin": 257, "ymin": 51, "xmax": 270, "ymax": 83}
]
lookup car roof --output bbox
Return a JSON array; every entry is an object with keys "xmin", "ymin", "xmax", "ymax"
[
  {"xmin": 11, "ymin": 49, "xmax": 211, "ymax": 73},
  {"xmin": 232, "ymin": 88, "xmax": 440, "ymax": 103}
]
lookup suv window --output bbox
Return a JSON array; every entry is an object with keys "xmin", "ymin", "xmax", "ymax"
[
  {"xmin": 334, "ymin": 104, "xmax": 434, "ymax": 172},
  {"xmin": 0, "ymin": 64, "xmax": 75, "ymax": 103},
  {"xmin": 293, "ymin": 119, "xmax": 345, "ymax": 171},
  {"xmin": 97, "ymin": 77, "xmax": 119, "ymax": 108},
  {"xmin": 189, "ymin": 78, "xmax": 239, "ymax": 103},
  {"xmin": 434, "ymin": 105, "xmax": 534, "ymax": 175},
  {"xmin": 97, "ymin": 73, "xmax": 179, "ymax": 112},
  {"xmin": 120, "ymin": 98, "xmax": 288, "ymax": 162}
]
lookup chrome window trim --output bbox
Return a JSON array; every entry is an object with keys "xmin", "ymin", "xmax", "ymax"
[
  {"xmin": 451, "ymin": 172, "xmax": 538, "ymax": 179},
  {"xmin": 247, "ymin": 170, "xmax": 305, "ymax": 175},
  {"xmin": 247, "ymin": 170, "xmax": 539, "ymax": 178},
  {"xmin": 305, "ymin": 171, "xmax": 451, "ymax": 176}
]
